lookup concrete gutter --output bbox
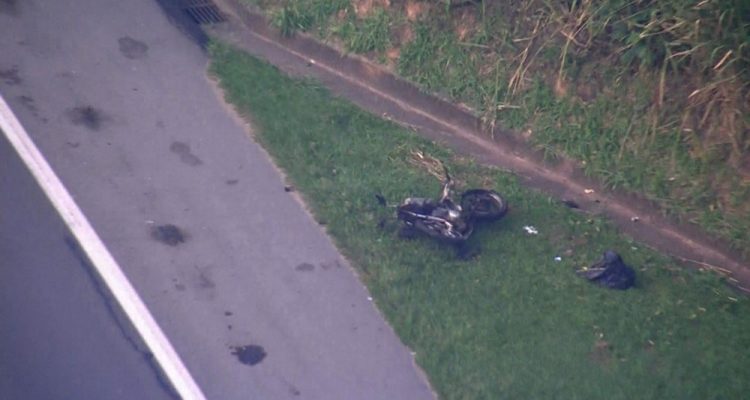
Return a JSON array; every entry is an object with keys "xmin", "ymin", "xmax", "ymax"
[{"xmin": 208, "ymin": 0, "xmax": 750, "ymax": 291}]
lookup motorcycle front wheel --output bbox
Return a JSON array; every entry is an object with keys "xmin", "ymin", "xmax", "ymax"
[{"xmin": 461, "ymin": 189, "xmax": 508, "ymax": 221}]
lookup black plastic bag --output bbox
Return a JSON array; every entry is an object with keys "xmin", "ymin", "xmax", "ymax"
[{"xmin": 578, "ymin": 250, "xmax": 635, "ymax": 290}]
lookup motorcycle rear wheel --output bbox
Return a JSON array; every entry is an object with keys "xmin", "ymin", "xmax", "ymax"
[{"xmin": 461, "ymin": 189, "xmax": 508, "ymax": 221}]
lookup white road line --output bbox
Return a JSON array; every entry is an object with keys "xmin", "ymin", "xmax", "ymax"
[{"xmin": 0, "ymin": 95, "xmax": 207, "ymax": 400}]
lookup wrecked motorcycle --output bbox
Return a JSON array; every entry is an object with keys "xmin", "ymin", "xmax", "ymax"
[{"xmin": 396, "ymin": 169, "xmax": 508, "ymax": 247}]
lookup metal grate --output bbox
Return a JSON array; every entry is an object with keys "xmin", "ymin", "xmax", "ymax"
[{"xmin": 183, "ymin": 0, "xmax": 226, "ymax": 24}]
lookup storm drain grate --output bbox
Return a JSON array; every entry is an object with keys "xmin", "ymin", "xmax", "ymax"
[{"xmin": 183, "ymin": 0, "xmax": 226, "ymax": 24}]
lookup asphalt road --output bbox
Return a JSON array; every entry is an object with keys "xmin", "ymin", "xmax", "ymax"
[
  {"xmin": 0, "ymin": 132, "xmax": 178, "ymax": 400},
  {"xmin": 0, "ymin": 0, "xmax": 433, "ymax": 399}
]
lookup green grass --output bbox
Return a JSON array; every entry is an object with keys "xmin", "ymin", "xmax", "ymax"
[
  {"xmin": 209, "ymin": 43, "xmax": 750, "ymax": 399},
  {"xmin": 247, "ymin": 0, "xmax": 750, "ymax": 260},
  {"xmin": 333, "ymin": 7, "xmax": 392, "ymax": 53}
]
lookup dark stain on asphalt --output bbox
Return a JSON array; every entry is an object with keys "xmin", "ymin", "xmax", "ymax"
[
  {"xmin": 0, "ymin": 0, "xmax": 18, "ymax": 15},
  {"xmin": 226, "ymin": 179, "xmax": 239, "ymax": 185},
  {"xmin": 174, "ymin": 283, "xmax": 186, "ymax": 291},
  {"xmin": 197, "ymin": 271, "xmax": 215, "ymax": 290},
  {"xmin": 287, "ymin": 384, "xmax": 301, "ymax": 396},
  {"xmin": 224, "ymin": 311, "xmax": 233, "ymax": 316},
  {"xmin": 66, "ymin": 106, "xmax": 109, "ymax": 131},
  {"xmin": 170, "ymin": 141, "xmax": 203, "ymax": 166},
  {"xmin": 151, "ymin": 224, "xmax": 186, "ymax": 246},
  {"xmin": 231, "ymin": 345, "xmax": 267, "ymax": 366},
  {"xmin": 320, "ymin": 260, "xmax": 342, "ymax": 270},
  {"xmin": 16, "ymin": 95, "xmax": 39, "ymax": 117},
  {"xmin": 118, "ymin": 36, "xmax": 149, "ymax": 59},
  {"xmin": 0, "ymin": 67, "xmax": 21, "ymax": 85},
  {"xmin": 295, "ymin": 262, "xmax": 315, "ymax": 272}
]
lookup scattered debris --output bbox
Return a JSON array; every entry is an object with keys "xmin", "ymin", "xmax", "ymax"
[
  {"xmin": 631, "ymin": 216, "xmax": 639, "ymax": 222},
  {"xmin": 554, "ymin": 256, "xmax": 562, "ymax": 262},
  {"xmin": 523, "ymin": 225, "xmax": 539, "ymax": 235},
  {"xmin": 577, "ymin": 250, "xmax": 635, "ymax": 290},
  {"xmin": 377, "ymin": 218, "xmax": 387, "ymax": 229},
  {"xmin": 584, "ymin": 189, "xmax": 595, "ymax": 194},
  {"xmin": 284, "ymin": 185, "xmax": 294, "ymax": 192}
]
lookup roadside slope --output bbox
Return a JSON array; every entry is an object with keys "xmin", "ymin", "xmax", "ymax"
[{"xmin": 207, "ymin": 1, "xmax": 749, "ymax": 289}]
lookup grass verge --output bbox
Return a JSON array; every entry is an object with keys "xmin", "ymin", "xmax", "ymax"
[{"xmin": 210, "ymin": 42, "xmax": 750, "ymax": 399}]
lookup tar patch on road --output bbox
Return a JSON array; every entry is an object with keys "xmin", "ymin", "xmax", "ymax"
[
  {"xmin": 151, "ymin": 224, "xmax": 186, "ymax": 246},
  {"xmin": 231, "ymin": 345, "xmax": 266, "ymax": 366},
  {"xmin": 169, "ymin": 141, "xmax": 203, "ymax": 166},
  {"xmin": 118, "ymin": 37, "xmax": 149, "ymax": 59},
  {"xmin": 66, "ymin": 106, "xmax": 110, "ymax": 131}
]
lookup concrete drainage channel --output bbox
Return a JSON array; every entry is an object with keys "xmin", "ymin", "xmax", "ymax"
[{"xmin": 191, "ymin": 0, "xmax": 750, "ymax": 291}]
